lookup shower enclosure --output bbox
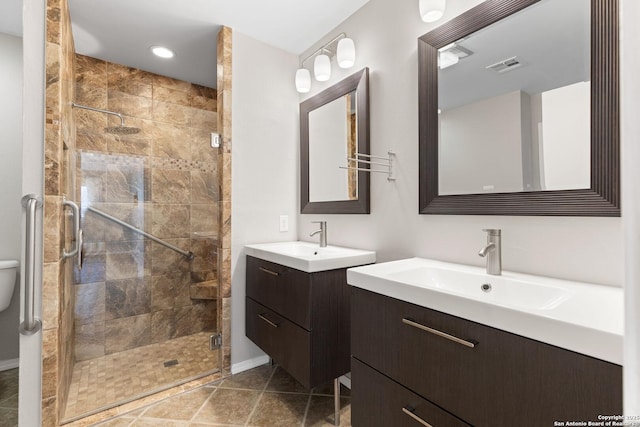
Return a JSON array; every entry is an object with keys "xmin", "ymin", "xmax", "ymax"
[{"xmin": 61, "ymin": 54, "xmax": 222, "ymax": 421}]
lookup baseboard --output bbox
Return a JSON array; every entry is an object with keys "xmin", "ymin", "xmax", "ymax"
[
  {"xmin": 0, "ymin": 358, "xmax": 19, "ymax": 372},
  {"xmin": 231, "ymin": 355, "xmax": 270, "ymax": 375}
]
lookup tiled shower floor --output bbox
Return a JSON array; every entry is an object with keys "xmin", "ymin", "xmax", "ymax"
[{"xmin": 63, "ymin": 332, "xmax": 219, "ymax": 421}]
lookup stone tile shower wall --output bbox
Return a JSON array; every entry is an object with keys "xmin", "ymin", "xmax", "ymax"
[
  {"xmin": 72, "ymin": 54, "xmax": 219, "ymax": 361},
  {"xmin": 216, "ymin": 26, "xmax": 232, "ymax": 375},
  {"xmin": 42, "ymin": 0, "xmax": 77, "ymax": 424}
]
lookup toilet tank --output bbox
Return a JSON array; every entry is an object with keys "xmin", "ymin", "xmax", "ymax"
[{"xmin": 0, "ymin": 260, "xmax": 19, "ymax": 312}]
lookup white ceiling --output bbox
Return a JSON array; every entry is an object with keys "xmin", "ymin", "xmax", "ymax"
[
  {"xmin": 439, "ymin": 0, "xmax": 590, "ymax": 110},
  {"xmin": 0, "ymin": 0, "xmax": 370, "ymax": 88}
]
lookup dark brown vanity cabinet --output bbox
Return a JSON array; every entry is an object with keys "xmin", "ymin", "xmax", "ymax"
[
  {"xmin": 351, "ymin": 287, "xmax": 622, "ymax": 427},
  {"xmin": 245, "ymin": 255, "xmax": 351, "ymax": 389}
]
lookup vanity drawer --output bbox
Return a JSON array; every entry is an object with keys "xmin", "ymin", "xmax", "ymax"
[
  {"xmin": 246, "ymin": 256, "xmax": 311, "ymax": 329},
  {"xmin": 246, "ymin": 297, "xmax": 311, "ymax": 386},
  {"xmin": 351, "ymin": 287, "xmax": 622, "ymax": 426},
  {"xmin": 351, "ymin": 357, "xmax": 470, "ymax": 427}
]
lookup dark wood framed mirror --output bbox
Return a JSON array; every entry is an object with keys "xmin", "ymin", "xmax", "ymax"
[
  {"xmin": 301, "ymin": 68, "xmax": 370, "ymax": 214},
  {"xmin": 418, "ymin": 0, "xmax": 619, "ymax": 216}
]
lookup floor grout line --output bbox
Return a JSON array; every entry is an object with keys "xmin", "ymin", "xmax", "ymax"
[
  {"xmin": 188, "ymin": 385, "xmax": 219, "ymax": 424},
  {"xmin": 242, "ymin": 364, "xmax": 278, "ymax": 426},
  {"xmin": 243, "ymin": 390, "xmax": 265, "ymax": 426},
  {"xmin": 300, "ymin": 392, "xmax": 313, "ymax": 427}
]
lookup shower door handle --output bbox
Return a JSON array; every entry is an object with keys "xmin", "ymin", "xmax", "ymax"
[
  {"xmin": 19, "ymin": 194, "xmax": 42, "ymax": 336},
  {"xmin": 62, "ymin": 197, "xmax": 82, "ymax": 262}
]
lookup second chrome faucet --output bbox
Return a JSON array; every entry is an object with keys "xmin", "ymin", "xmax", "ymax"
[
  {"xmin": 309, "ymin": 221, "xmax": 327, "ymax": 247},
  {"xmin": 478, "ymin": 228, "xmax": 501, "ymax": 275}
]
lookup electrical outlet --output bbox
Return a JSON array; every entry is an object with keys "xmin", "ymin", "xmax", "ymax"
[{"xmin": 279, "ymin": 215, "xmax": 289, "ymax": 232}]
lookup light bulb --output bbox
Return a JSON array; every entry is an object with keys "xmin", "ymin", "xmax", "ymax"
[
  {"xmin": 419, "ymin": 0, "xmax": 446, "ymax": 23},
  {"xmin": 295, "ymin": 68, "xmax": 311, "ymax": 93},
  {"xmin": 151, "ymin": 46, "xmax": 174, "ymax": 59},
  {"xmin": 314, "ymin": 54, "xmax": 331, "ymax": 82},
  {"xmin": 337, "ymin": 38, "xmax": 356, "ymax": 69}
]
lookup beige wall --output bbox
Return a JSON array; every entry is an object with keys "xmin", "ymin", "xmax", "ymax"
[
  {"xmin": 439, "ymin": 90, "xmax": 526, "ymax": 195},
  {"xmin": 540, "ymin": 81, "xmax": 591, "ymax": 190},
  {"xmin": 230, "ymin": 31, "xmax": 299, "ymax": 369}
]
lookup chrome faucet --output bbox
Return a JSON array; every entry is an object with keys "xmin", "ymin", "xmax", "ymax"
[
  {"xmin": 309, "ymin": 221, "xmax": 327, "ymax": 247},
  {"xmin": 478, "ymin": 229, "xmax": 501, "ymax": 275}
]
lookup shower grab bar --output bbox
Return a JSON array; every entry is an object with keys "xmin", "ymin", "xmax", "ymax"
[
  {"xmin": 19, "ymin": 194, "xmax": 42, "ymax": 336},
  {"xmin": 86, "ymin": 206, "xmax": 195, "ymax": 261}
]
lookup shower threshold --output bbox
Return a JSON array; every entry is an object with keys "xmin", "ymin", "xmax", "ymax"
[{"xmin": 61, "ymin": 332, "xmax": 219, "ymax": 423}]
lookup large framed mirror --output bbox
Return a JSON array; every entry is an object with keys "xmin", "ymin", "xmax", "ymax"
[
  {"xmin": 418, "ymin": 0, "xmax": 619, "ymax": 216},
  {"xmin": 301, "ymin": 68, "xmax": 370, "ymax": 214}
]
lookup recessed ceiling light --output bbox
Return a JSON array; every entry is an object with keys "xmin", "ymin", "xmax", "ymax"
[{"xmin": 151, "ymin": 46, "xmax": 174, "ymax": 59}]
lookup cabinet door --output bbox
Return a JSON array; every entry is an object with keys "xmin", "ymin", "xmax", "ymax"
[
  {"xmin": 246, "ymin": 256, "xmax": 312, "ymax": 329},
  {"xmin": 351, "ymin": 357, "xmax": 471, "ymax": 427},
  {"xmin": 352, "ymin": 287, "xmax": 622, "ymax": 426},
  {"xmin": 246, "ymin": 297, "xmax": 312, "ymax": 387}
]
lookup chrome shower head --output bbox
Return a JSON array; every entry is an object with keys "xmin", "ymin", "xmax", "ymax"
[
  {"xmin": 104, "ymin": 125, "xmax": 141, "ymax": 135},
  {"xmin": 72, "ymin": 102, "xmax": 141, "ymax": 135}
]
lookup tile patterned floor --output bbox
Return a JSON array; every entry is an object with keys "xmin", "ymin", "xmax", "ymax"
[
  {"xmin": 64, "ymin": 332, "xmax": 219, "ymax": 421},
  {"xmin": 92, "ymin": 364, "xmax": 351, "ymax": 427},
  {"xmin": 0, "ymin": 368, "xmax": 18, "ymax": 427}
]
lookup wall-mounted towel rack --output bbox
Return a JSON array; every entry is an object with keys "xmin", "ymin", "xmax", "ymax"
[{"xmin": 339, "ymin": 150, "xmax": 396, "ymax": 181}]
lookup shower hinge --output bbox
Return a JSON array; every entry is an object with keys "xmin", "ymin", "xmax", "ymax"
[
  {"xmin": 211, "ymin": 133, "xmax": 221, "ymax": 148},
  {"xmin": 210, "ymin": 333, "xmax": 222, "ymax": 350}
]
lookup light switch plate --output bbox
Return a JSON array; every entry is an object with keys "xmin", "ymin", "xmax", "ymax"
[{"xmin": 279, "ymin": 215, "xmax": 289, "ymax": 232}]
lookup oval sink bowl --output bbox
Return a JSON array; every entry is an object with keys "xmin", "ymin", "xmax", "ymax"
[
  {"xmin": 245, "ymin": 241, "xmax": 376, "ymax": 273},
  {"xmin": 347, "ymin": 258, "xmax": 623, "ymax": 364}
]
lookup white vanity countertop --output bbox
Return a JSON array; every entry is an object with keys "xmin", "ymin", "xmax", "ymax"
[
  {"xmin": 347, "ymin": 257, "xmax": 623, "ymax": 365},
  {"xmin": 245, "ymin": 241, "xmax": 376, "ymax": 273}
]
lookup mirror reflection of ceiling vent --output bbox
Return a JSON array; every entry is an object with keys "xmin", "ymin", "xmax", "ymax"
[{"xmin": 486, "ymin": 56, "xmax": 523, "ymax": 73}]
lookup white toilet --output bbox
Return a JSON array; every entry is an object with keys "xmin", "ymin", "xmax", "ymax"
[{"xmin": 0, "ymin": 260, "xmax": 18, "ymax": 312}]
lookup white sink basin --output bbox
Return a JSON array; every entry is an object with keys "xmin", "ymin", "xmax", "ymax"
[
  {"xmin": 245, "ymin": 241, "xmax": 376, "ymax": 273},
  {"xmin": 347, "ymin": 258, "xmax": 623, "ymax": 364},
  {"xmin": 387, "ymin": 266, "xmax": 574, "ymax": 311}
]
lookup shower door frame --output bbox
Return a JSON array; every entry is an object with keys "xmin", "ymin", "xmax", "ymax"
[{"xmin": 19, "ymin": 0, "xmax": 46, "ymax": 426}]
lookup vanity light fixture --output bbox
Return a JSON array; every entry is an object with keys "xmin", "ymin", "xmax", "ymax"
[
  {"xmin": 295, "ymin": 69, "xmax": 312, "ymax": 93},
  {"xmin": 337, "ymin": 38, "xmax": 356, "ymax": 68},
  {"xmin": 294, "ymin": 33, "xmax": 356, "ymax": 93},
  {"xmin": 314, "ymin": 52, "xmax": 332, "ymax": 81},
  {"xmin": 420, "ymin": 0, "xmax": 446, "ymax": 23},
  {"xmin": 151, "ymin": 45, "xmax": 175, "ymax": 59}
]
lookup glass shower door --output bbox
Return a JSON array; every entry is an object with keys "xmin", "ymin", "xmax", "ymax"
[{"xmin": 62, "ymin": 57, "xmax": 221, "ymax": 421}]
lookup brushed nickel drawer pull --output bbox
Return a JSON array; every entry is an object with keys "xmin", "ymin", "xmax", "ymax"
[
  {"xmin": 258, "ymin": 313, "xmax": 279, "ymax": 328},
  {"xmin": 259, "ymin": 267, "xmax": 279, "ymax": 276},
  {"xmin": 402, "ymin": 407, "xmax": 434, "ymax": 427},
  {"xmin": 402, "ymin": 318, "xmax": 476, "ymax": 348}
]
